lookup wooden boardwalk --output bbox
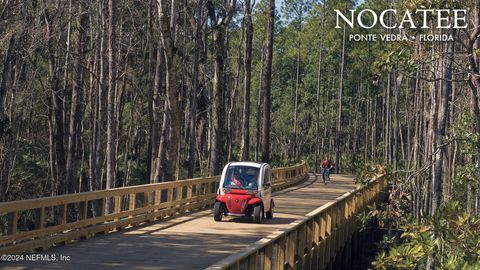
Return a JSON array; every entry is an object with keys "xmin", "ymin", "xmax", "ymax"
[{"xmin": 2, "ymin": 173, "xmax": 357, "ymax": 270}]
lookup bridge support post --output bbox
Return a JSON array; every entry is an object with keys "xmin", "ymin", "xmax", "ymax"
[{"xmin": 276, "ymin": 235, "xmax": 286, "ymax": 270}]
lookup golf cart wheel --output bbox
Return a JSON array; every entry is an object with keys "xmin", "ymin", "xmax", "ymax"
[
  {"xmin": 253, "ymin": 205, "xmax": 263, "ymax": 224},
  {"xmin": 214, "ymin": 202, "xmax": 224, "ymax": 222},
  {"xmin": 266, "ymin": 207, "xmax": 273, "ymax": 219}
]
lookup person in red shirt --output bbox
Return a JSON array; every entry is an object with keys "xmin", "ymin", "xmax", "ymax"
[
  {"xmin": 231, "ymin": 170, "xmax": 244, "ymax": 187},
  {"xmin": 320, "ymin": 159, "xmax": 333, "ymax": 184}
]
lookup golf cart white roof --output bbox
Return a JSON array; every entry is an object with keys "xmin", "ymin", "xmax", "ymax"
[{"xmin": 227, "ymin": 161, "xmax": 268, "ymax": 168}]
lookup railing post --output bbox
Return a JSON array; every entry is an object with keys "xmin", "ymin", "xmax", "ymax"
[
  {"xmin": 276, "ymin": 235, "xmax": 286, "ymax": 270},
  {"xmin": 59, "ymin": 204, "xmax": 67, "ymax": 225},
  {"xmin": 298, "ymin": 223, "xmax": 306, "ymax": 268},
  {"xmin": 287, "ymin": 230, "xmax": 297, "ymax": 269},
  {"xmin": 79, "ymin": 201, "xmax": 87, "ymax": 221},
  {"xmin": 248, "ymin": 251, "xmax": 257, "ymax": 270},
  {"xmin": 167, "ymin": 188, "xmax": 174, "ymax": 216},
  {"xmin": 311, "ymin": 215, "xmax": 321, "ymax": 270},
  {"xmin": 144, "ymin": 192, "xmax": 150, "ymax": 207},
  {"xmin": 129, "ymin": 194, "xmax": 136, "ymax": 211},
  {"xmin": 7, "ymin": 211, "xmax": 18, "ymax": 236},
  {"xmin": 154, "ymin": 190, "xmax": 161, "ymax": 205},
  {"xmin": 114, "ymin": 196, "xmax": 121, "ymax": 214},
  {"xmin": 99, "ymin": 198, "xmax": 106, "ymax": 217},
  {"xmin": 319, "ymin": 211, "xmax": 327, "ymax": 269},
  {"xmin": 35, "ymin": 207, "xmax": 45, "ymax": 229},
  {"xmin": 263, "ymin": 244, "xmax": 273, "ymax": 270}
]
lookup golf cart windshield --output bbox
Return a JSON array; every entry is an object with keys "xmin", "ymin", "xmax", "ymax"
[{"xmin": 223, "ymin": 166, "xmax": 260, "ymax": 190}]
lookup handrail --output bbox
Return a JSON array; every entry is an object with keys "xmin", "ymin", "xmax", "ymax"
[
  {"xmin": 0, "ymin": 162, "xmax": 306, "ymax": 254},
  {"xmin": 205, "ymin": 174, "xmax": 388, "ymax": 270}
]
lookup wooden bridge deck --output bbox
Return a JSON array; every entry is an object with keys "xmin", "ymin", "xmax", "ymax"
[{"xmin": 2, "ymin": 173, "xmax": 357, "ymax": 270}]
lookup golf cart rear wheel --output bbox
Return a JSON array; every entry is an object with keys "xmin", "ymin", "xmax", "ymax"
[
  {"xmin": 214, "ymin": 202, "xmax": 224, "ymax": 222},
  {"xmin": 253, "ymin": 205, "xmax": 263, "ymax": 223},
  {"xmin": 266, "ymin": 207, "xmax": 273, "ymax": 219}
]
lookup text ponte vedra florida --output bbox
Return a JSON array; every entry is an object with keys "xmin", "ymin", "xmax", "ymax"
[{"xmin": 349, "ymin": 33, "xmax": 454, "ymax": 42}]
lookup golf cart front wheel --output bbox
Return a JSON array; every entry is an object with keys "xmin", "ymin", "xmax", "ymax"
[
  {"xmin": 214, "ymin": 202, "xmax": 224, "ymax": 222},
  {"xmin": 253, "ymin": 205, "xmax": 263, "ymax": 224}
]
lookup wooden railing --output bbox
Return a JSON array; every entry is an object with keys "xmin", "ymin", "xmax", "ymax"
[
  {"xmin": 205, "ymin": 174, "xmax": 388, "ymax": 270},
  {"xmin": 0, "ymin": 162, "xmax": 306, "ymax": 254}
]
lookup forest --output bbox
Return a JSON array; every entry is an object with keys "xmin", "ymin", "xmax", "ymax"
[{"xmin": 0, "ymin": 0, "xmax": 479, "ymax": 267}]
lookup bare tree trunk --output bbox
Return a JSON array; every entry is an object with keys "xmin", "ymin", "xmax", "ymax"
[
  {"xmin": 154, "ymin": 0, "xmax": 180, "ymax": 182},
  {"xmin": 292, "ymin": 28, "xmax": 301, "ymax": 161},
  {"xmin": 467, "ymin": 0, "xmax": 480, "ymax": 216},
  {"xmin": 150, "ymin": 45, "xmax": 164, "ymax": 182},
  {"xmin": 467, "ymin": 6, "xmax": 480, "ymax": 215},
  {"xmin": 43, "ymin": 7, "xmax": 67, "ymax": 196},
  {"xmin": 146, "ymin": 0, "xmax": 155, "ymax": 180},
  {"xmin": 227, "ymin": 28, "xmax": 242, "ymax": 162},
  {"xmin": 335, "ymin": 21, "xmax": 346, "ymax": 173},
  {"xmin": 255, "ymin": 46, "xmax": 264, "ymax": 161},
  {"xmin": 393, "ymin": 73, "xmax": 403, "ymax": 170},
  {"xmin": 432, "ymin": 29, "xmax": 454, "ymax": 214},
  {"xmin": 0, "ymin": 35, "xmax": 14, "ymax": 114},
  {"xmin": 206, "ymin": 0, "xmax": 236, "ymax": 174},
  {"xmin": 385, "ymin": 71, "xmax": 392, "ymax": 164},
  {"xmin": 106, "ymin": 0, "xmax": 117, "ymax": 193},
  {"xmin": 0, "ymin": 34, "xmax": 14, "ymax": 201},
  {"xmin": 66, "ymin": 0, "xmax": 88, "ymax": 194},
  {"xmin": 188, "ymin": 0, "xmax": 203, "ymax": 177},
  {"xmin": 88, "ymin": 8, "xmax": 99, "ymax": 192},
  {"xmin": 315, "ymin": 1, "xmax": 326, "ymax": 172},
  {"xmin": 240, "ymin": 0, "xmax": 253, "ymax": 161},
  {"xmin": 261, "ymin": 0, "xmax": 274, "ymax": 163},
  {"xmin": 95, "ymin": 0, "xmax": 107, "ymax": 192}
]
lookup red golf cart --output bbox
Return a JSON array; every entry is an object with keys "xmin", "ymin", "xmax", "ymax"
[{"xmin": 213, "ymin": 162, "xmax": 274, "ymax": 223}]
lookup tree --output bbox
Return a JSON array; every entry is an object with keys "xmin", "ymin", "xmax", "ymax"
[
  {"xmin": 152, "ymin": 0, "xmax": 180, "ymax": 182},
  {"xmin": 66, "ymin": 0, "xmax": 88, "ymax": 194},
  {"xmin": 261, "ymin": 0, "xmax": 275, "ymax": 163},
  {"xmin": 187, "ymin": 0, "xmax": 204, "ymax": 177},
  {"xmin": 335, "ymin": 1, "xmax": 347, "ymax": 174},
  {"xmin": 314, "ymin": 0, "xmax": 326, "ymax": 173},
  {"xmin": 106, "ymin": 0, "xmax": 117, "ymax": 193},
  {"xmin": 206, "ymin": 0, "xmax": 236, "ymax": 175},
  {"xmin": 240, "ymin": 0, "xmax": 253, "ymax": 161}
]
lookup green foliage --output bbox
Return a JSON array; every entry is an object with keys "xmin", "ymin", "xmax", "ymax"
[
  {"xmin": 372, "ymin": 201, "xmax": 480, "ymax": 270},
  {"xmin": 354, "ymin": 163, "xmax": 388, "ymax": 185}
]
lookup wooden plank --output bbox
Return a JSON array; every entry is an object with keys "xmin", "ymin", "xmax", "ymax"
[
  {"xmin": 154, "ymin": 190, "xmax": 161, "ymax": 206},
  {"xmin": 0, "ymin": 198, "xmax": 214, "ymax": 254},
  {"xmin": 7, "ymin": 211, "xmax": 18, "ymax": 236},
  {"xmin": 306, "ymin": 219, "xmax": 313, "ymax": 248},
  {"xmin": 0, "ymin": 193, "xmax": 216, "ymax": 245},
  {"xmin": 129, "ymin": 194, "xmax": 136, "ymax": 211},
  {"xmin": 248, "ymin": 252, "xmax": 257, "ymax": 270},
  {"xmin": 263, "ymin": 244, "xmax": 273, "ymax": 270},
  {"xmin": 34, "ymin": 208, "xmax": 45, "ymax": 229},
  {"xmin": 287, "ymin": 230, "xmax": 297, "ymax": 270},
  {"xmin": 114, "ymin": 196, "xmax": 121, "ymax": 214},
  {"xmin": 276, "ymin": 235, "xmax": 286, "ymax": 270},
  {"xmin": 298, "ymin": 223, "xmax": 306, "ymax": 267},
  {"xmin": 314, "ymin": 215, "xmax": 320, "ymax": 244},
  {"xmin": 60, "ymin": 204, "xmax": 67, "ymax": 225},
  {"xmin": 0, "ymin": 176, "xmax": 220, "ymax": 213}
]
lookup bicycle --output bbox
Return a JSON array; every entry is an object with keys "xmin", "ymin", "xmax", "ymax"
[{"xmin": 322, "ymin": 168, "xmax": 331, "ymax": 185}]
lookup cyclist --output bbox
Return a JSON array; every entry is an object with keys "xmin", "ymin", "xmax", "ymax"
[{"xmin": 321, "ymin": 158, "xmax": 333, "ymax": 184}]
